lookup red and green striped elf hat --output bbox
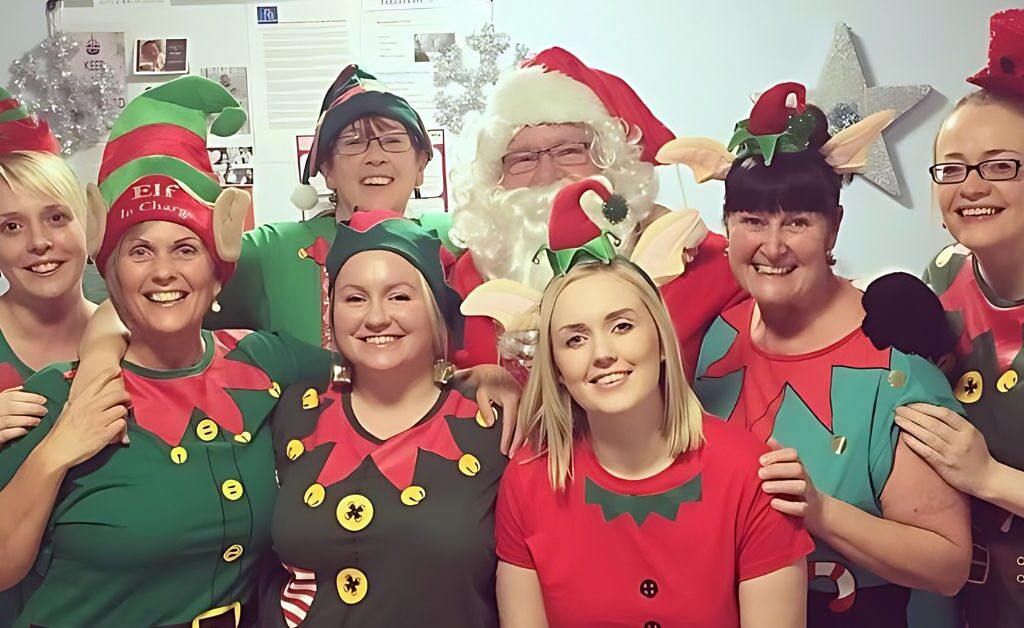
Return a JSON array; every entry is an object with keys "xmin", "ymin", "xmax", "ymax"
[
  {"xmin": 90, "ymin": 75, "xmax": 247, "ymax": 280},
  {"xmin": 0, "ymin": 86, "xmax": 59, "ymax": 155},
  {"xmin": 535, "ymin": 176, "xmax": 630, "ymax": 276}
]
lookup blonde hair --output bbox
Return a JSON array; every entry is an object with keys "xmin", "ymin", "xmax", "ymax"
[
  {"xmin": 0, "ymin": 151, "xmax": 87, "ymax": 223},
  {"xmin": 518, "ymin": 259, "xmax": 704, "ymax": 490}
]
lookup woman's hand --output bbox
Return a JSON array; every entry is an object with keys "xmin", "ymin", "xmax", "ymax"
[
  {"xmin": 759, "ymin": 439, "xmax": 827, "ymax": 532},
  {"xmin": 895, "ymin": 402, "xmax": 997, "ymax": 496},
  {"xmin": 0, "ymin": 387, "xmax": 48, "ymax": 445},
  {"xmin": 454, "ymin": 364, "xmax": 523, "ymax": 456},
  {"xmin": 38, "ymin": 369, "xmax": 130, "ymax": 471}
]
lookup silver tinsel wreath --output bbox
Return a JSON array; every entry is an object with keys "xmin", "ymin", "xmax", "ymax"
[
  {"xmin": 433, "ymin": 23, "xmax": 529, "ymax": 133},
  {"xmin": 8, "ymin": 32, "xmax": 121, "ymax": 155}
]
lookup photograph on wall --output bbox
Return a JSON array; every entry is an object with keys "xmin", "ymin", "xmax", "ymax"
[
  {"xmin": 69, "ymin": 32, "xmax": 127, "ymax": 111},
  {"xmin": 201, "ymin": 66, "xmax": 251, "ymax": 134},
  {"xmin": 133, "ymin": 37, "xmax": 189, "ymax": 75},
  {"xmin": 413, "ymin": 32, "xmax": 455, "ymax": 63},
  {"xmin": 208, "ymin": 146, "xmax": 255, "ymax": 186}
]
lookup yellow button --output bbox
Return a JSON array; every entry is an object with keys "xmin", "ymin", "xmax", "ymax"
[
  {"xmin": 475, "ymin": 410, "xmax": 494, "ymax": 429},
  {"xmin": 297, "ymin": 248, "xmax": 309, "ymax": 260},
  {"xmin": 169, "ymin": 446, "xmax": 188, "ymax": 464},
  {"xmin": 459, "ymin": 453, "xmax": 481, "ymax": 477},
  {"xmin": 935, "ymin": 244, "xmax": 957, "ymax": 268},
  {"xmin": 337, "ymin": 494, "xmax": 373, "ymax": 531},
  {"xmin": 337, "ymin": 568, "xmax": 368, "ymax": 604},
  {"xmin": 954, "ymin": 371, "xmax": 983, "ymax": 404},
  {"xmin": 222, "ymin": 544, "xmax": 244, "ymax": 562},
  {"xmin": 268, "ymin": 382, "xmax": 282, "ymax": 398},
  {"xmin": 998, "ymin": 370, "xmax": 1018, "ymax": 393},
  {"xmin": 234, "ymin": 431, "xmax": 252, "ymax": 444},
  {"xmin": 196, "ymin": 418, "xmax": 219, "ymax": 442},
  {"xmin": 304, "ymin": 483, "xmax": 326, "ymax": 508},
  {"xmin": 302, "ymin": 388, "xmax": 320, "ymax": 410},
  {"xmin": 287, "ymin": 439, "xmax": 305, "ymax": 461},
  {"xmin": 887, "ymin": 370, "xmax": 906, "ymax": 388},
  {"xmin": 400, "ymin": 485, "xmax": 426, "ymax": 506},
  {"xmin": 221, "ymin": 479, "xmax": 244, "ymax": 501}
]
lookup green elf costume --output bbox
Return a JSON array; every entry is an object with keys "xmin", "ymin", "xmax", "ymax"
[
  {"xmin": 205, "ymin": 65, "xmax": 449, "ymax": 351},
  {"xmin": 0, "ymin": 76, "xmax": 329, "ymax": 628},
  {"xmin": 260, "ymin": 210, "xmax": 506, "ymax": 627},
  {"xmin": 0, "ymin": 86, "xmax": 62, "ymax": 392},
  {"xmin": 660, "ymin": 83, "xmax": 966, "ymax": 628}
]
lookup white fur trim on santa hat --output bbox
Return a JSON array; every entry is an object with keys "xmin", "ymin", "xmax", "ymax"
[{"xmin": 485, "ymin": 64, "xmax": 610, "ymax": 126}]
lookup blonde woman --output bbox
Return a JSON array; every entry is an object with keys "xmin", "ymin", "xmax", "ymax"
[{"xmin": 487, "ymin": 184, "xmax": 812, "ymax": 628}]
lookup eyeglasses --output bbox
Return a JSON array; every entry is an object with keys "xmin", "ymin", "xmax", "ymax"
[
  {"xmin": 501, "ymin": 142, "xmax": 592, "ymax": 175},
  {"xmin": 929, "ymin": 159, "xmax": 1022, "ymax": 184},
  {"xmin": 334, "ymin": 132, "xmax": 413, "ymax": 156}
]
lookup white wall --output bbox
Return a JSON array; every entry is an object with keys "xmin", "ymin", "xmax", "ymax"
[{"xmin": 1, "ymin": 0, "xmax": 1017, "ymax": 280}]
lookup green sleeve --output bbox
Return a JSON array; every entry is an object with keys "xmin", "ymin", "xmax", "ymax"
[
  {"xmin": 239, "ymin": 331, "xmax": 332, "ymax": 389},
  {"xmin": 868, "ymin": 352, "xmax": 963, "ymax": 496},
  {"xmin": 0, "ymin": 366, "xmax": 71, "ymax": 489},
  {"xmin": 204, "ymin": 229, "xmax": 269, "ymax": 331}
]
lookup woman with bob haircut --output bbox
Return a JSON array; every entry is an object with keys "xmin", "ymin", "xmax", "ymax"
[{"xmin": 471, "ymin": 178, "xmax": 813, "ymax": 628}]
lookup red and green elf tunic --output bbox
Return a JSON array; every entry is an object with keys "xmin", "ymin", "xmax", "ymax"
[
  {"xmin": 924, "ymin": 245, "xmax": 1024, "ymax": 628},
  {"xmin": 0, "ymin": 329, "xmax": 330, "ymax": 628},
  {"xmin": 260, "ymin": 378, "xmax": 505, "ymax": 627},
  {"xmin": 693, "ymin": 297, "xmax": 964, "ymax": 628},
  {"xmin": 496, "ymin": 416, "xmax": 813, "ymax": 628}
]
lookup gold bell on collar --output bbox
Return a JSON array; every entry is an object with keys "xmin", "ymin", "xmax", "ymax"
[
  {"xmin": 331, "ymin": 355, "xmax": 352, "ymax": 388},
  {"xmin": 432, "ymin": 359, "xmax": 456, "ymax": 386}
]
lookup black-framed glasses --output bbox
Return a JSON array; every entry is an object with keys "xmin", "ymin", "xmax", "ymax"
[
  {"xmin": 334, "ymin": 132, "xmax": 413, "ymax": 156},
  {"xmin": 501, "ymin": 142, "xmax": 592, "ymax": 175},
  {"xmin": 929, "ymin": 159, "xmax": 1022, "ymax": 184}
]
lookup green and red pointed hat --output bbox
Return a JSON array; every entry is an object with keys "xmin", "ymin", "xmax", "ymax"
[
  {"xmin": 536, "ymin": 177, "xmax": 629, "ymax": 276},
  {"xmin": 93, "ymin": 75, "xmax": 246, "ymax": 280},
  {"xmin": 968, "ymin": 9, "xmax": 1024, "ymax": 98},
  {"xmin": 727, "ymin": 82, "xmax": 815, "ymax": 166},
  {"xmin": 0, "ymin": 86, "xmax": 59, "ymax": 155}
]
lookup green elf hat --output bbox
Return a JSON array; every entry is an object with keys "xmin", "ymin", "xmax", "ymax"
[
  {"xmin": 727, "ymin": 81, "xmax": 815, "ymax": 166},
  {"xmin": 535, "ymin": 176, "xmax": 629, "ymax": 276},
  {"xmin": 0, "ymin": 86, "xmax": 60, "ymax": 154},
  {"xmin": 87, "ymin": 75, "xmax": 250, "ymax": 281},
  {"xmin": 325, "ymin": 210, "xmax": 465, "ymax": 349},
  {"xmin": 291, "ymin": 64, "xmax": 432, "ymax": 211}
]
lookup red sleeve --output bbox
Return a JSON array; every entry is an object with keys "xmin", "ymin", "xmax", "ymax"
[
  {"xmin": 735, "ymin": 440, "xmax": 815, "ymax": 581},
  {"xmin": 449, "ymin": 252, "xmax": 500, "ymax": 368},
  {"xmin": 495, "ymin": 458, "xmax": 535, "ymax": 569},
  {"xmin": 659, "ymin": 232, "xmax": 745, "ymax": 381}
]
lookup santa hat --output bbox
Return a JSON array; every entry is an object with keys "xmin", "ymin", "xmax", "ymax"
[
  {"xmin": 92, "ymin": 75, "xmax": 247, "ymax": 281},
  {"xmin": 968, "ymin": 9, "xmax": 1024, "ymax": 98},
  {"xmin": 291, "ymin": 65, "xmax": 432, "ymax": 211},
  {"xmin": 0, "ymin": 86, "xmax": 60, "ymax": 155},
  {"xmin": 325, "ymin": 210, "xmax": 464, "ymax": 347},
  {"xmin": 481, "ymin": 47, "xmax": 673, "ymax": 164}
]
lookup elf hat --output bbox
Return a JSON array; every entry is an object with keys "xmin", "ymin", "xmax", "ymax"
[
  {"xmin": 0, "ymin": 86, "xmax": 60, "ymax": 155},
  {"xmin": 292, "ymin": 65, "xmax": 432, "ymax": 211},
  {"xmin": 483, "ymin": 47, "xmax": 674, "ymax": 164},
  {"xmin": 968, "ymin": 9, "xmax": 1024, "ymax": 98},
  {"xmin": 325, "ymin": 210, "xmax": 465, "ymax": 348},
  {"xmin": 87, "ymin": 75, "xmax": 250, "ymax": 282}
]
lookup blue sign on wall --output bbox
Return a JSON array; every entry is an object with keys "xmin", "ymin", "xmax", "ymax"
[{"xmin": 256, "ymin": 6, "xmax": 278, "ymax": 25}]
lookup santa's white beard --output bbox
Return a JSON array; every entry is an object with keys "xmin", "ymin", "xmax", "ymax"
[{"xmin": 457, "ymin": 177, "xmax": 647, "ymax": 292}]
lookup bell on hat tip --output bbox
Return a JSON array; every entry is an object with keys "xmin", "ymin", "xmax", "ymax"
[{"xmin": 291, "ymin": 184, "xmax": 321, "ymax": 211}]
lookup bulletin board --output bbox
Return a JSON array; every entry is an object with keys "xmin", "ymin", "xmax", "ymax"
[{"xmin": 57, "ymin": 0, "xmax": 492, "ymax": 227}]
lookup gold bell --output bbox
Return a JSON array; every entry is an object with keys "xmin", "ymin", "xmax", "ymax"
[
  {"xmin": 432, "ymin": 359, "xmax": 456, "ymax": 386},
  {"xmin": 331, "ymin": 360, "xmax": 352, "ymax": 388}
]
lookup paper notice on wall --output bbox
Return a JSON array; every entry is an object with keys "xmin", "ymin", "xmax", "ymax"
[
  {"xmin": 247, "ymin": 0, "xmax": 362, "ymax": 160},
  {"xmin": 68, "ymin": 32, "xmax": 127, "ymax": 112}
]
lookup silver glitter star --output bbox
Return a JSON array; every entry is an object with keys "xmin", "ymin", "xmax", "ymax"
[{"xmin": 812, "ymin": 23, "xmax": 931, "ymax": 198}]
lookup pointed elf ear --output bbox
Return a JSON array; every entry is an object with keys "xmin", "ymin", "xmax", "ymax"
[
  {"xmin": 630, "ymin": 209, "xmax": 709, "ymax": 285},
  {"xmin": 820, "ymin": 110, "xmax": 896, "ymax": 174},
  {"xmin": 656, "ymin": 138, "xmax": 735, "ymax": 183},
  {"xmin": 213, "ymin": 187, "xmax": 250, "ymax": 263},
  {"xmin": 460, "ymin": 278, "xmax": 542, "ymax": 333},
  {"xmin": 85, "ymin": 183, "xmax": 109, "ymax": 261}
]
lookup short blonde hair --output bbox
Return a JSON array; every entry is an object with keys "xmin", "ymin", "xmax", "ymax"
[
  {"xmin": 0, "ymin": 151, "xmax": 87, "ymax": 223},
  {"xmin": 518, "ymin": 259, "xmax": 704, "ymax": 489}
]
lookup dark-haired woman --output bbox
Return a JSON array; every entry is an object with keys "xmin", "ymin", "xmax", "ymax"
[{"xmin": 660, "ymin": 83, "xmax": 971, "ymax": 627}]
